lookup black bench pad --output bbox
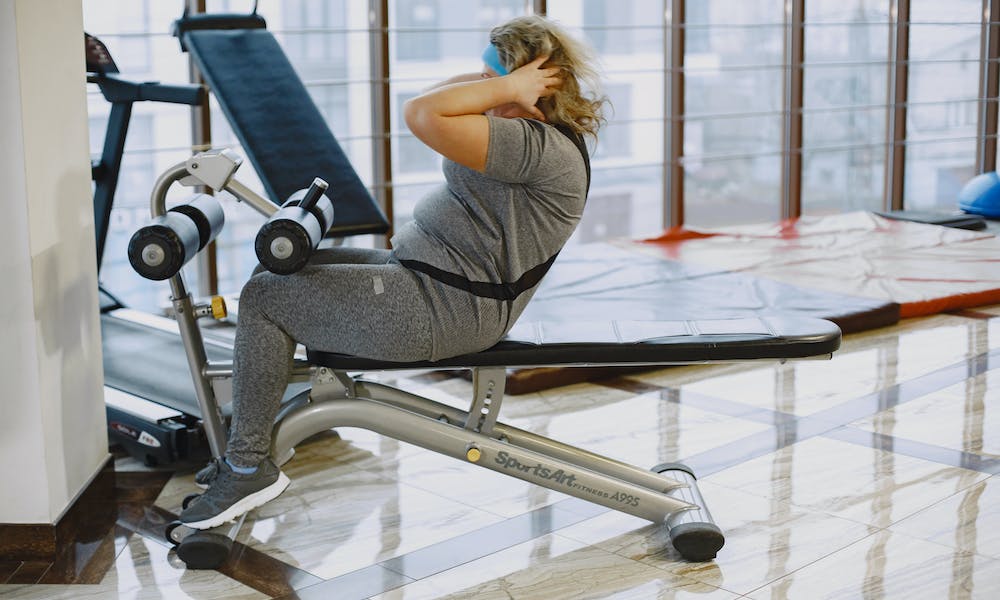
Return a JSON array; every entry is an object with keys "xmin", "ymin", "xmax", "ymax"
[
  {"xmin": 307, "ymin": 316, "xmax": 841, "ymax": 371},
  {"xmin": 182, "ymin": 28, "xmax": 389, "ymax": 236}
]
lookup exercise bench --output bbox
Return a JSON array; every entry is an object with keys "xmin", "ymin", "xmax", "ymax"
[
  {"xmin": 279, "ymin": 315, "xmax": 840, "ymax": 562},
  {"xmin": 129, "ymin": 148, "xmax": 841, "ymax": 568}
]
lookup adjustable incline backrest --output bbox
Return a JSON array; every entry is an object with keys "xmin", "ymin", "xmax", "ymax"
[{"xmin": 177, "ymin": 17, "xmax": 389, "ymax": 236}]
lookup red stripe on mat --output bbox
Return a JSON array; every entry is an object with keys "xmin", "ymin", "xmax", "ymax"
[{"xmin": 900, "ymin": 290, "xmax": 1000, "ymax": 318}]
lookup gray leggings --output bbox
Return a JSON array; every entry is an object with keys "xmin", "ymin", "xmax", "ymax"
[{"xmin": 226, "ymin": 247, "xmax": 434, "ymax": 467}]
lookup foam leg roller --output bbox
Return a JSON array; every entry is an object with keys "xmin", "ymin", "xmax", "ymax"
[
  {"xmin": 128, "ymin": 194, "xmax": 225, "ymax": 280},
  {"xmin": 254, "ymin": 178, "xmax": 332, "ymax": 275}
]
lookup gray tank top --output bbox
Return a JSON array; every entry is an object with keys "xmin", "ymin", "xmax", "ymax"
[{"xmin": 390, "ymin": 116, "xmax": 589, "ymax": 358}]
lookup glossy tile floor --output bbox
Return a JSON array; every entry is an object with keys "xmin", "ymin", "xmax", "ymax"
[{"xmin": 3, "ymin": 306, "xmax": 1000, "ymax": 599}]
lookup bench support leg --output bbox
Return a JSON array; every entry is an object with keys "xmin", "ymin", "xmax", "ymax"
[
  {"xmin": 353, "ymin": 379, "xmax": 689, "ymax": 495},
  {"xmin": 275, "ymin": 376, "xmax": 697, "ymax": 517},
  {"xmin": 269, "ymin": 370, "xmax": 725, "ymax": 561}
]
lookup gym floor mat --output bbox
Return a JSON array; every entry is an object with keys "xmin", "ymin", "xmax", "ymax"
[
  {"xmin": 506, "ymin": 211, "xmax": 998, "ymax": 393},
  {"xmin": 504, "ymin": 237, "xmax": 898, "ymax": 394},
  {"xmin": 638, "ymin": 211, "xmax": 1000, "ymax": 319}
]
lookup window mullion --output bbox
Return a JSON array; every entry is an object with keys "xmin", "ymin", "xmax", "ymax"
[
  {"xmin": 370, "ymin": 0, "xmax": 393, "ymax": 247},
  {"xmin": 885, "ymin": 0, "xmax": 910, "ymax": 211},
  {"xmin": 781, "ymin": 0, "xmax": 804, "ymax": 220},
  {"xmin": 976, "ymin": 0, "xmax": 1000, "ymax": 173},
  {"xmin": 186, "ymin": 0, "xmax": 218, "ymax": 295},
  {"xmin": 664, "ymin": 0, "xmax": 685, "ymax": 228}
]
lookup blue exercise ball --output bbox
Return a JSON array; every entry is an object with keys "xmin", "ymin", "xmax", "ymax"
[{"xmin": 958, "ymin": 172, "xmax": 1000, "ymax": 218}]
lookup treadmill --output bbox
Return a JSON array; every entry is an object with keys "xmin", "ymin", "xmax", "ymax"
[
  {"xmin": 87, "ymin": 32, "xmax": 228, "ymax": 466},
  {"xmin": 87, "ymin": 13, "xmax": 389, "ymax": 466}
]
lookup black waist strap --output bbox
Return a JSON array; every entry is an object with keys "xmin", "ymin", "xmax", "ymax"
[{"xmin": 400, "ymin": 252, "xmax": 559, "ymax": 301}]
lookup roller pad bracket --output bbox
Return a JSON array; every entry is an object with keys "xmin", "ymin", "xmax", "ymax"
[{"xmin": 184, "ymin": 149, "xmax": 243, "ymax": 192}]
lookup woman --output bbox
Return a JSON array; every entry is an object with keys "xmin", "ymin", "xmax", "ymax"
[{"xmin": 179, "ymin": 14, "xmax": 606, "ymax": 530}]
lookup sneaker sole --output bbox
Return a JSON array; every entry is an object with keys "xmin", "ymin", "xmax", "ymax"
[{"xmin": 182, "ymin": 472, "xmax": 290, "ymax": 530}]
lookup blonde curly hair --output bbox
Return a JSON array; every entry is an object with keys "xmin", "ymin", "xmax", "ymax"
[{"xmin": 489, "ymin": 15, "xmax": 608, "ymax": 139}]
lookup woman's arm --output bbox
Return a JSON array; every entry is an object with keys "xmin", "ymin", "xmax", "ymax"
[
  {"xmin": 403, "ymin": 56, "xmax": 560, "ymax": 172},
  {"xmin": 422, "ymin": 72, "xmax": 484, "ymax": 93}
]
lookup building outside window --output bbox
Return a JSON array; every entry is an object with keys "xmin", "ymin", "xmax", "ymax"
[
  {"xmin": 551, "ymin": 0, "xmax": 664, "ymax": 242},
  {"xmin": 394, "ymin": 93, "xmax": 443, "ymax": 175},
  {"xmin": 802, "ymin": 0, "xmax": 888, "ymax": 216},
  {"xmin": 904, "ymin": 0, "xmax": 982, "ymax": 210},
  {"xmin": 396, "ymin": 0, "xmax": 442, "ymax": 62}
]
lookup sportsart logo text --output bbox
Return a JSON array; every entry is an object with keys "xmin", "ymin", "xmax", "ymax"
[
  {"xmin": 493, "ymin": 450, "xmax": 641, "ymax": 507},
  {"xmin": 494, "ymin": 451, "xmax": 577, "ymax": 486}
]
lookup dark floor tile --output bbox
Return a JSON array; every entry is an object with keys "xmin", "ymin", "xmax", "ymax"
[
  {"xmin": 38, "ymin": 526, "xmax": 120, "ymax": 584},
  {"xmin": 0, "ymin": 524, "xmax": 56, "ymax": 563},
  {"xmin": 6, "ymin": 561, "xmax": 51, "ymax": 584},
  {"xmin": 218, "ymin": 542, "xmax": 323, "ymax": 598},
  {"xmin": 0, "ymin": 561, "xmax": 21, "ymax": 584},
  {"xmin": 594, "ymin": 376, "xmax": 664, "ymax": 394},
  {"xmin": 115, "ymin": 503, "xmax": 177, "ymax": 549},
  {"xmin": 114, "ymin": 471, "xmax": 174, "ymax": 504}
]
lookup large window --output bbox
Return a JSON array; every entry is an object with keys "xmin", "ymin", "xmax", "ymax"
[
  {"xmin": 683, "ymin": 0, "xmax": 785, "ymax": 227},
  {"xmin": 396, "ymin": 0, "xmax": 442, "ymax": 62},
  {"xmin": 84, "ymin": 0, "xmax": 201, "ymax": 311},
  {"xmin": 802, "ymin": 0, "xmax": 889, "ymax": 215},
  {"xmin": 394, "ymin": 93, "xmax": 442, "ymax": 174},
  {"xmin": 551, "ymin": 0, "xmax": 665, "ymax": 242},
  {"xmin": 904, "ymin": 0, "xmax": 983, "ymax": 210},
  {"xmin": 84, "ymin": 0, "xmax": 1000, "ymax": 314}
]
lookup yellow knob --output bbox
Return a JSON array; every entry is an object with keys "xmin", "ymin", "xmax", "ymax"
[
  {"xmin": 466, "ymin": 447, "xmax": 481, "ymax": 463},
  {"xmin": 211, "ymin": 296, "xmax": 228, "ymax": 320}
]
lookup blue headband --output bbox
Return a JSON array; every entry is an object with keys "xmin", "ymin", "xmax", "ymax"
[{"xmin": 481, "ymin": 43, "xmax": 509, "ymax": 76}]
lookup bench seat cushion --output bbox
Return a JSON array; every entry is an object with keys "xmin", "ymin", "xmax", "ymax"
[{"xmin": 306, "ymin": 316, "xmax": 841, "ymax": 371}]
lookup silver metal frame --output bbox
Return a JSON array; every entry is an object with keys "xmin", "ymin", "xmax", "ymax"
[
  {"xmin": 270, "ymin": 367, "xmax": 699, "ymax": 524},
  {"xmin": 148, "ymin": 150, "xmax": 280, "ymax": 457}
]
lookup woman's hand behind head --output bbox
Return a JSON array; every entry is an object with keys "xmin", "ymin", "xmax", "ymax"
[{"xmin": 505, "ymin": 55, "xmax": 561, "ymax": 121}]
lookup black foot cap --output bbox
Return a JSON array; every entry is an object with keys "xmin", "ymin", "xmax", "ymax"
[
  {"xmin": 176, "ymin": 531, "xmax": 233, "ymax": 569},
  {"xmin": 651, "ymin": 462, "xmax": 695, "ymax": 477},
  {"xmin": 670, "ymin": 522, "xmax": 725, "ymax": 562}
]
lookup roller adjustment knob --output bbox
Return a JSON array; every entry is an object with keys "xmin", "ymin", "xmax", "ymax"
[{"xmin": 211, "ymin": 296, "xmax": 228, "ymax": 320}]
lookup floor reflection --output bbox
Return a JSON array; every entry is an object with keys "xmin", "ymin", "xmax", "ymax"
[{"xmin": 4, "ymin": 310, "xmax": 1000, "ymax": 599}]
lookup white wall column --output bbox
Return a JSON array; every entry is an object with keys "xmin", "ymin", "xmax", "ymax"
[{"xmin": 0, "ymin": 0, "xmax": 108, "ymax": 524}]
